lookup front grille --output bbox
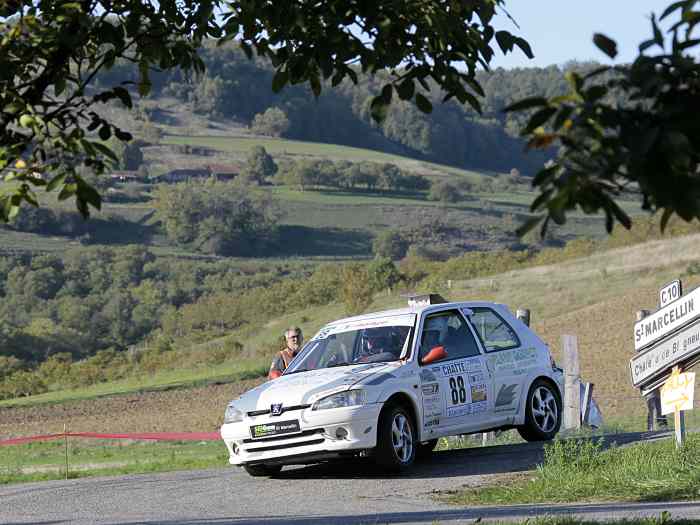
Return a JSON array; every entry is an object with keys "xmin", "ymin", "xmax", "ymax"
[
  {"xmin": 244, "ymin": 438, "xmax": 325, "ymax": 453},
  {"xmin": 247, "ymin": 404, "xmax": 311, "ymax": 417},
  {"xmin": 242, "ymin": 428, "xmax": 324, "ymax": 444}
]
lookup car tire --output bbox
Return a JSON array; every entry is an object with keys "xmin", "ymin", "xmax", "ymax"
[
  {"xmin": 243, "ymin": 464, "xmax": 283, "ymax": 477},
  {"xmin": 416, "ymin": 439, "xmax": 439, "ymax": 459},
  {"xmin": 375, "ymin": 404, "xmax": 417, "ymax": 472},
  {"xmin": 517, "ymin": 379, "xmax": 562, "ymax": 442}
]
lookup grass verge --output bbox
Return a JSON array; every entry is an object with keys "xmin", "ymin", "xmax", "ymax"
[
  {"xmin": 0, "ymin": 439, "xmax": 227, "ymax": 485},
  {"xmin": 444, "ymin": 435, "xmax": 700, "ymax": 506},
  {"xmin": 491, "ymin": 518, "xmax": 700, "ymax": 525}
]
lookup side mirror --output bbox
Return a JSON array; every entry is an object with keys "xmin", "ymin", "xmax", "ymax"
[
  {"xmin": 268, "ymin": 370, "xmax": 282, "ymax": 380},
  {"xmin": 421, "ymin": 346, "xmax": 447, "ymax": 365}
]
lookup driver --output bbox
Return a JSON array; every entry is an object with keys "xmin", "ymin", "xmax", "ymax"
[{"xmin": 357, "ymin": 328, "xmax": 390, "ymax": 362}]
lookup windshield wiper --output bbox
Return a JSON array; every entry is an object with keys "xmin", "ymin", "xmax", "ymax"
[{"xmin": 326, "ymin": 361, "xmax": 353, "ymax": 368}]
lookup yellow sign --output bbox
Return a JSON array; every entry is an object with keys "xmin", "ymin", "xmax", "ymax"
[{"xmin": 660, "ymin": 367, "xmax": 695, "ymax": 416}]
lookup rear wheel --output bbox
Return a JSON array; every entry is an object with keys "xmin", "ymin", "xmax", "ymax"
[
  {"xmin": 243, "ymin": 464, "xmax": 283, "ymax": 477},
  {"xmin": 375, "ymin": 404, "xmax": 416, "ymax": 472},
  {"xmin": 517, "ymin": 379, "xmax": 562, "ymax": 442}
]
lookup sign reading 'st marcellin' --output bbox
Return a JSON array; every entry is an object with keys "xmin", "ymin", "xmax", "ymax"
[
  {"xmin": 634, "ymin": 286, "xmax": 700, "ymax": 351},
  {"xmin": 630, "ymin": 318, "xmax": 700, "ymax": 387}
]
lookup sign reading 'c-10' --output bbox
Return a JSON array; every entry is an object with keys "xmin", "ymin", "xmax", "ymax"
[{"xmin": 633, "ymin": 286, "xmax": 700, "ymax": 352}]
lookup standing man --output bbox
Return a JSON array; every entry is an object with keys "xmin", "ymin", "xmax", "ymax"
[{"xmin": 268, "ymin": 326, "xmax": 303, "ymax": 379}]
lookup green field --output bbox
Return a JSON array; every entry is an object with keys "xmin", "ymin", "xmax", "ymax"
[{"xmin": 164, "ymin": 134, "xmax": 491, "ymax": 182}]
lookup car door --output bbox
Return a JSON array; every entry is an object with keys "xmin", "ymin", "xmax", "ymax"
[
  {"xmin": 467, "ymin": 307, "xmax": 532, "ymax": 424},
  {"xmin": 417, "ymin": 309, "xmax": 493, "ymax": 436}
]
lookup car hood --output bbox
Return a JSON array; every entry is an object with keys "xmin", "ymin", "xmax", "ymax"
[{"xmin": 231, "ymin": 362, "xmax": 400, "ymax": 412}]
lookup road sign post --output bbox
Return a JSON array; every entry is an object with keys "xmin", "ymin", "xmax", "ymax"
[{"xmin": 660, "ymin": 366, "xmax": 695, "ymax": 448}]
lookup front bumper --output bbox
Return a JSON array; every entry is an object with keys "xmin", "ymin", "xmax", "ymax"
[{"xmin": 221, "ymin": 403, "xmax": 382, "ymax": 466}]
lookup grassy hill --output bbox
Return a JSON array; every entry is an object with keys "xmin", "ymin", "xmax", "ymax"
[{"xmin": 3, "ymin": 232, "xmax": 700, "ymax": 438}]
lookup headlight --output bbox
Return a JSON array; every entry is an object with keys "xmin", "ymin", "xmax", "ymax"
[
  {"xmin": 312, "ymin": 390, "xmax": 367, "ymax": 411},
  {"xmin": 224, "ymin": 404, "xmax": 244, "ymax": 423}
]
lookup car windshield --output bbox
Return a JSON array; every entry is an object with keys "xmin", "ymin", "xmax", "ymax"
[{"xmin": 285, "ymin": 317, "xmax": 414, "ymax": 374}]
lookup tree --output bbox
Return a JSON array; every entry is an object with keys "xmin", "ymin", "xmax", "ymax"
[
  {"xmin": 241, "ymin": 146, "xmax": 277, "ymax": 185},
  {"xmin": 510, "ymin": 1, "xmax": 700, "ymax": 236},
  {"xmin": 250, "ymin": 107, "xmax": 290, "ymax": 137},
  {"xmin": 341, "ymin": 264, "xmax": 373, "ymax": 316},
  {"xmin": 428, "ymin": 181, "xmax": 462, "ymax": 203},
  {"xmin": 372, "ymin": 230, "xmax": 408, "ymax": 259},
  {"xmin": 152, "ymin": 180, "xmax": 280, "ymax": 255},
  {"xmin": 0, "ymin": 1, "xmax": 529, "ymax": 222},
  {"xmin": 367, "ymin": 257, "xmax": 402, "ymax": 292}
]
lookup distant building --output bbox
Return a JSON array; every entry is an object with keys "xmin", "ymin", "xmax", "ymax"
[
  {"xmin": 110, "ymin": 170, "xmax": 140, "ymax": 183},
  {"xmin": 206, "ymin": 163, "xmax": 241, "ymax": 180},
  {"xmin": 159, "ymin": 168, "xmax": 211, "ymax": 183}
]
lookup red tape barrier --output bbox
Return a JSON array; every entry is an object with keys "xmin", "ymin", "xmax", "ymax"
[{"xmin": 0, "ymin": 431, "xmax": 221, "ymax": 447}]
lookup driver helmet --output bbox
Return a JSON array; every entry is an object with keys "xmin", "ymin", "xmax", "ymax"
[{"xmin": 362, "ymin": 328, "xmax": 390, "ymax": 355}]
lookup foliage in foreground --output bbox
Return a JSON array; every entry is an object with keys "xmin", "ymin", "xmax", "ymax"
[{"xmin": 446, "ymin": 435, "xmax": 700, "ymax": 505}]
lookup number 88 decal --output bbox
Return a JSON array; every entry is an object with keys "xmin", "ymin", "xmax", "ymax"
[{"xmin": 449, "ymin": 375, "xmax": 467, "ymax": 405}]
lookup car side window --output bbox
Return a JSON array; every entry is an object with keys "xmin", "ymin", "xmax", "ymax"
[
  {"xmin": 419, "ymin": 310, "xmax": 481, "ymax": 363},
  {"xmin": 469, "ymin": 307, "xmax": 520, "ymax": 352}
]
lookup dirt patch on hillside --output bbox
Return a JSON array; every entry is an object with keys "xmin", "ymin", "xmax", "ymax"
[{"xmin": 0, "ymin": 378, "xmax": 264, "ymax": 439}]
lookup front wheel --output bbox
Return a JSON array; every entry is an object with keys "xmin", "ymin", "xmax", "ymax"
[
  {"xmin": 243, "ymin": 464, "xmax": 283, "ymax": 477},
  {"xmin": 517, "ymin": 379, "xmax": 562, "ymax": 442},
  {"xmin": 375, "ymin": 404, "xmax": 416, "ymax": 472}
]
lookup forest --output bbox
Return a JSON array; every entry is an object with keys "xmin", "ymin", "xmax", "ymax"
[{"xmin": 91, "ymin": 43, "xmax": 607, "ymax": 174}]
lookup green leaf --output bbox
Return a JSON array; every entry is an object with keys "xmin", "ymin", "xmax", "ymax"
[
  {"xmin": 503, "ymin": 97, "xmax": 547, "ymax": 113},
  {"xmin": 523, "ymin": 107, "xmax": 557, "ymax": 134},
  {"xmin": 114, "ymin": 128, "xmax": 133, "ymax": 141},
  {"xmin": 370, "ymin": 95, "xmax": 390, "ymax": 123},
  {"xmin": 98, "ymin": 125, "xmax": 111, "ymax": 141},
  {"xmin": 58, "ymin": 183, "xmax": 77, "ymax": 201},
  {"xmin": 112, "ymin": 87, "xmax": 132, "ymax": 109},
  {"xmin": 593, "ymin": 33, "xmax": 618, "ymax": 59},
  {"xmin": 396, "ymin": 79, "xmax": 415, "ymax": 101},
  {"xmin": 661, "ymin": 1, "xmax": 686, "ymax": 20},
  {"xmin": 495, "ymin": 31, "xmax": 514, "ymax": 54},
  {"xmin": 660, "ymin": 208, "xmax": 674, "ymax": 232},
  {"xmin": 516, "ymin": 215, "xmax": 544, "ymax": 237},
  {"xmin": 46, "ymin": 173, "xmax": 67, "ymax": 192},
  {"xmin": 514, "ymin": 37, "xmax": 534, "ymax": 59},
  {"xmin": 92, "ymin": 142, "xmax": 118, "ymax": 162},
  {"xmin": 272, "ymin": 69, "xmax": 288, "ymax": 93},
  {"xmin": 415, "ymin": 93, "xmax": 433, "ymax": 114},
  {"xmin": 54, "ymin": 77, "xmax": 67, "ymax": 97},
  {"xmin": 309, "ymin": 73, "xmax": 321, "ymax": 97},
  {"xmin": 77, "ymin": 180, "xmax": 102, "ymax": 211},
  {"xmin": 609, "ymin": 199, "xmax": 631, "ymax": 229}
]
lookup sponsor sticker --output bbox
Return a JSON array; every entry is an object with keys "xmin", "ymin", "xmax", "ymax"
[{"xmin": 250, "ymin": 420, "xmax": 301, "ymax": 439}]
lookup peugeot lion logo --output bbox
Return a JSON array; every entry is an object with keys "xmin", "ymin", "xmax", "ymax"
[{"xmin": 270, "ymin": 403, "xmax": 283, "ymax": 416}]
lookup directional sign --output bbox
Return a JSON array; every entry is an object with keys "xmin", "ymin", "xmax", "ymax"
[
  {"xmin": 660, "ymin": 368, "xmax": 695, "ymax": 416},
  {"xmin": 633, "ymin": 285, "xmax": 700, "ymax": 351},
  {"xmin": 630, "ymin": 318, "xmax": 700, "ymax": 387},
  {"xmin": 659, "ymin": 279, "xmax": 683, "ymax": 308}
]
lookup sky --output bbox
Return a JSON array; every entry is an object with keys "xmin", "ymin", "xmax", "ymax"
[{"xmin": 490, "ymin": 1, "xmax": 672, "ymax": 69}]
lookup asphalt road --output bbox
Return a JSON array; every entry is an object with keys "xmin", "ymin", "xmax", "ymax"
[{"xmin": 3, "ymin": 431, "xmax": 699, "ymax": 525}]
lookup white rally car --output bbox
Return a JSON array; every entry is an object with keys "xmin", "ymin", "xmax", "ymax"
[{"xmin": 221, "ymin": 296, "xmax": 564, "ymax": 476}]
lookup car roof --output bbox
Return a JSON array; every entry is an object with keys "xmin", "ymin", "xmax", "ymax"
[{"xmin": 325, "ymin": 301, "xmax": 509, "ymax": 327}]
